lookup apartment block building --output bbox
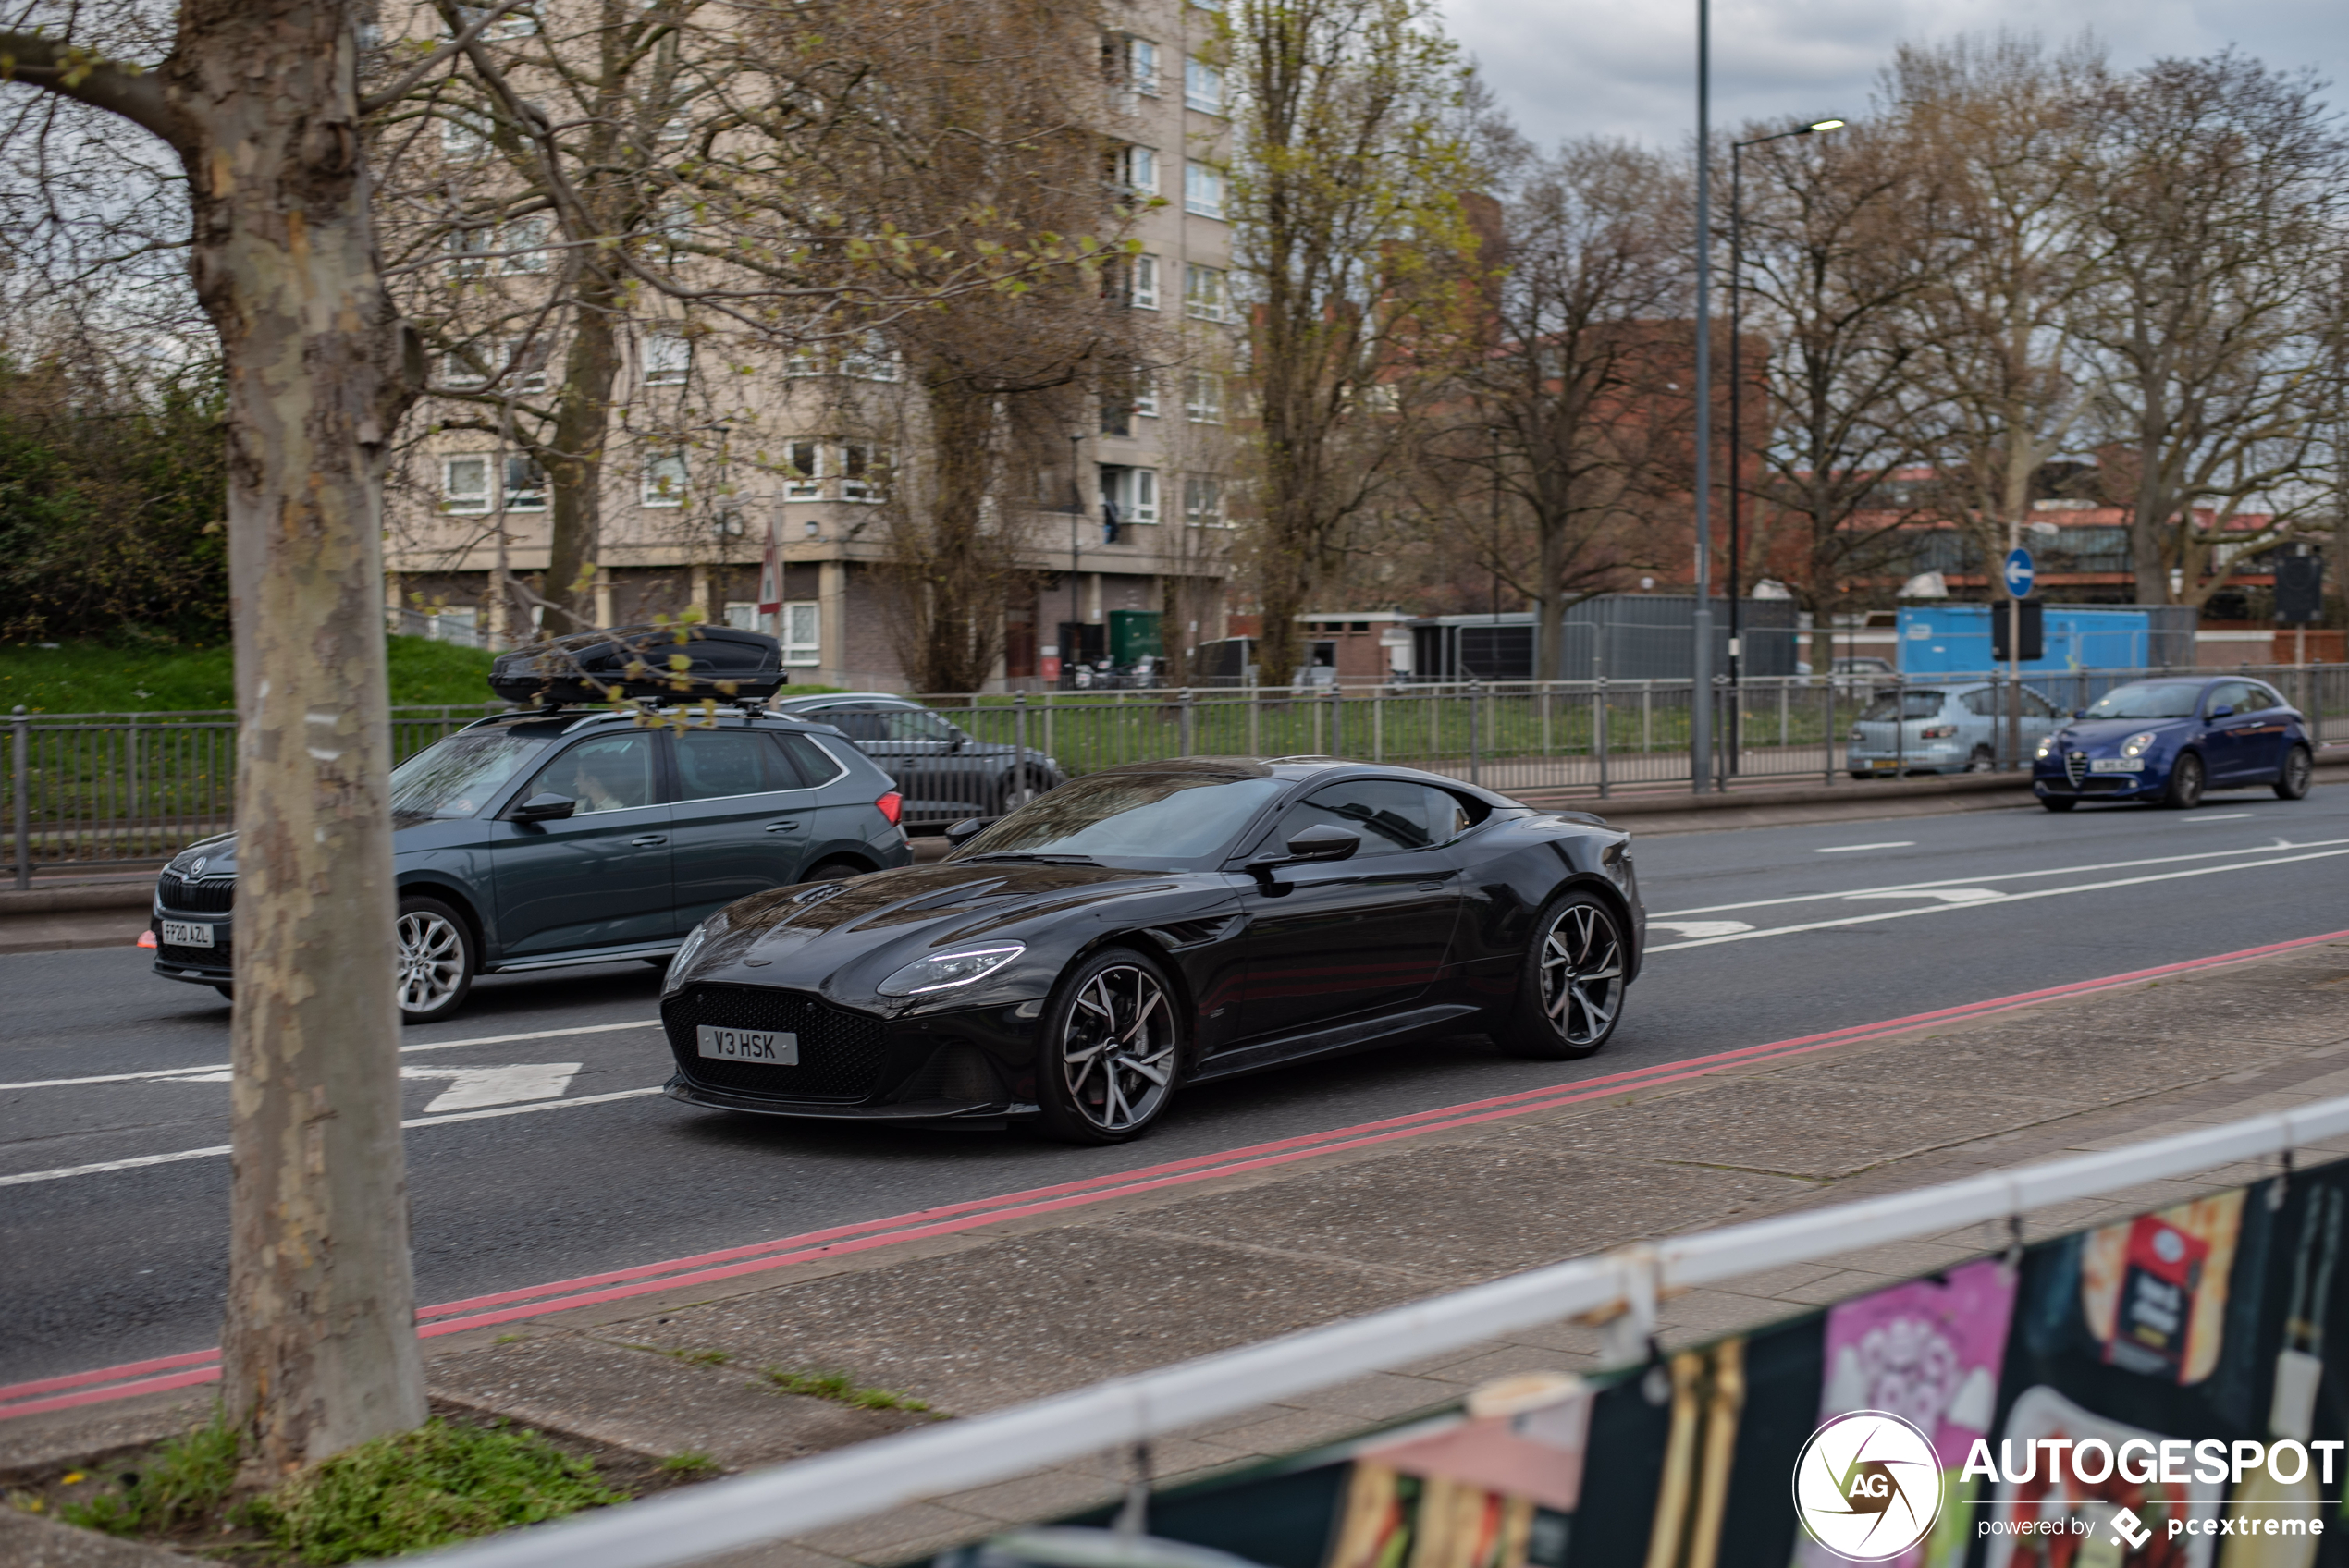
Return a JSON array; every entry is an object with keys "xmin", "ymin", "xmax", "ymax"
[{"xmin": 384, "ymin": 0, "xmax": 1241, "ymax": 694}]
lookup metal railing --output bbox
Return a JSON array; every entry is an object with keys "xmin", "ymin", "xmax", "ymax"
[
  {"xmin": 883, "ymin": 661, "xmax": 2346, "ymax": 824},
  {"xmin": 413, "ymin": 1085, "xmax": 2349, "ymax": 1568},
  {"xmin": 4, "ymin": 704, "xmax": 510, "ymax": 884},
  {"xmin": 9, "ymin": 665, "xmax": 2344, "ymax": 871}
]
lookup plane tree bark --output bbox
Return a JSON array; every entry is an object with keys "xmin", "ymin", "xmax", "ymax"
[{"xmin": 1, "ymin": 0, "xmax": 425, "ymax": 1476}]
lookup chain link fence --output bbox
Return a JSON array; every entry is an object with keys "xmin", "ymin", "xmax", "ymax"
[{"xmin": 9, "ymin": 668, "xmax": 2344, "ymax": 876}]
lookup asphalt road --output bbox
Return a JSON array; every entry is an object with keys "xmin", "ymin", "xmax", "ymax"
[{"xmin": 6, "ymin": 781, "xmax": 2348, "ymax": 1383}]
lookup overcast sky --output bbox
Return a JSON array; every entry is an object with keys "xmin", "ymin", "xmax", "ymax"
[{"xmin": 1439, "ymin": 0, "xmax": 2349, "ymax": 151}]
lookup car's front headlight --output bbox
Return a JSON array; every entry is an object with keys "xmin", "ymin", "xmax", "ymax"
[
  {"xmin": 876, "ymin": 943, "xmax": 1026, "ymax": 997},
  {"xmin": 665, "ymin": 914, "xmax": 724, "ymax": 991},
  {"xmin": 2035, "ymin": 736, "xmax": 2055, "ymax": 760},
  {"xmin": 2121, "ymin": 730, "xmax": 2158, "ymax": 758}
]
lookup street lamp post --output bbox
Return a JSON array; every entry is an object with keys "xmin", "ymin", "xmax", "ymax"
[
  {"xmin": 1692, "ymin": 0, "xmax": 1713, "ymax": 794},
  {"xmin": 1726, "ymin": 116, "xmax": 1842, "ymax": 777}
]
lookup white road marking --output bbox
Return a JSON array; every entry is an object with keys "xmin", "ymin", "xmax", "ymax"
[
  {"xmin": 0, "ymin": 1019, "xmax": 659, "ymax": 1094},
  {"xmin": 1649, "ymin": 835, "xmax": 2349, "ymax": 920},
  {"xmin": 409, "ymin": 1062, "xmax": 580, "ymax": 1113},
  {"xmin": 1646, "ymin": 844, "xmax": 2349, "ymax": 953},
  {"xmin": 2182, "ymin": 813, "xmax": 2256, "ymax": 823},
  {"xmin": 1647, "ymin": 920, "xmax": 1757, "ymax": 941},
  {"xmin": 1816, "ymin": 841, "xmax": 1915, "ymax": 852},
  {"xmin": 1841, "ymin": 888, "xmax": 2005, "ymax": 905},
  {"xmin": 0, "ymin": 1086, "xmax": 665, "ymax": 1188}
]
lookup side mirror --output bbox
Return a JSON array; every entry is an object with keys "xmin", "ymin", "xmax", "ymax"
[
  {"xmin": 944, "ymin": 818, "xmax": 988, "ymax": 847},
  {"xmin": 510, "ymin": 793, "xmax": 577, "ymax": 823},
  {"xmin": 2209, "ymin": 704, "xmax": 2235, "ymax": 719},
  {"xmin": 1284, "ymin": 824, "xmax": 1361, "ymax": 863},
  {"xmin": 2072, "ymin": 709, "xmax": 2086, "ymax": 720},
  {"xmin": 1247, "ymin": 824, "xmax": 1360, "ymax": 886}
]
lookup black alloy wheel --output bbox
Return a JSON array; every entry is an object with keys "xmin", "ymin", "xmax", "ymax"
[
  {"xmin": 2039, "ymin": 796, "xmax": 2077, "ymax": 812},
  {"xmin": 2276, "ymin": 744, "xmax": 2314, "ymax": 801},
  {"xmin": 1496, "ymin": 889, "xmax": 1628, "ymax": 1060},
  {"xmin": 1036, "ymin": 947, "xmax": 1179, "ymax": 1145},
  {"xmin": 2162, "ymin": 752, "xmax": 2206, "ymax": 810},
  {"xmin": 397, "ymin": 895, "xmax": 476, "ymax": 1023}
]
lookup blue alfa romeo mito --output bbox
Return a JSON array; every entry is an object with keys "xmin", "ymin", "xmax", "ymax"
[{"xmin": 2032, "ymin": 676, "xmax": 2316, "ymax": 811}]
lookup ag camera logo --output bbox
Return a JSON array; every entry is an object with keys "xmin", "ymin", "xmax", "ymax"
[{"xmin": 1792, "ymin": 1410, "xmax": 1944, "ymax": 1560}]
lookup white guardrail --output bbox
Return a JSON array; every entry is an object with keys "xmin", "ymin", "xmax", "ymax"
[{"xmin": 413, "ymin": 1096, "xmax": 2349, "ymax": 1568}]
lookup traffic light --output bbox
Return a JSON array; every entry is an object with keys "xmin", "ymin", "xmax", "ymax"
[
  {"xmin": 2276, "ymin": 554, "xmax": 2323, "ymax": 623},
  {"xmin": 1991, "ymin": 598, "xmax": 2044, "ymax": 661}
]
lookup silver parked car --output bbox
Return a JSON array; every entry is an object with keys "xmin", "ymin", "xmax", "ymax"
[{"xmin": 1847, "ymin": 680, "xmax": 2061, "ymax": 777}]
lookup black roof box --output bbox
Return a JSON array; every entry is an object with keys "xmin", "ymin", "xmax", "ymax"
[{"xmin": 488, "ymin": 625, "xmax": 787, "ymax": 706}]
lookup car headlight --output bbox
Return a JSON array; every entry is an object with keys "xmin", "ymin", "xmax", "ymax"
[
  {"xmin": 876, "ymin": 943, "xmax": 1026, "ymax": 997},
  {"xmin": 2035, "ymin": 736, "xmax": 2054, "ymax": 760},
  {"xmin": 665, "ymin": 914, "xmax": 724, "ymax": 991},
  {"xmin": 2121, "ymin": 730, "xmax": 2158, "ymax": 758}
]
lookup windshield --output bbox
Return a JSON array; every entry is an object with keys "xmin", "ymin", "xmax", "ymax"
[
  {"xmin": 955, "ymin": 773, "xmax": 1289, "ymax": 866},
  {"xmin": 390, "ymin": 732, "xmax": 550, "ymax": 818},
  {"xmin": 2084, "ymin": 682, "xmax": 2203, "ymax": 720},
  {"xmin": 1858, "ymin": 692, "xmax": 1947, "ymax": 722}
]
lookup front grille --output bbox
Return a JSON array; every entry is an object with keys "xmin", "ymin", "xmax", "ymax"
[
  {"xmin": 160, "ymin": 941, "xmax": 230, "ymax": 969},
  {"xmin": 158, "ymin": 873, "xmax": 235, "ymax": 913},
  {"xmin": 2063, "ymin": 752, "xmax": 2088, "ymax": 788},
  {"xmin": 662, "ymin": 985, "xmax": 892, "ymax": 1102}
]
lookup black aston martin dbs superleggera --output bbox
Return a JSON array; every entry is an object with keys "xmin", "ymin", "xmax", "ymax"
[{"xmin": 658, "ymin": 756, "xmax": 1644, "ymax": 1144}]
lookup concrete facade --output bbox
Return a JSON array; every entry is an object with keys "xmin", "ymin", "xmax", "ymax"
[{"xmin": 382, "ymin": 0, "xmax": 1241, "ymax": 695}]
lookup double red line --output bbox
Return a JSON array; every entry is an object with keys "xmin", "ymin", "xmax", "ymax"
[{"xmin": 8, "ymin": 926, "xmax": 2343, "ymax": 1423}]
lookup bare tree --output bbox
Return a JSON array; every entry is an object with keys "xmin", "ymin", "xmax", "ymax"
[
  {"xmin": 1737, "ymin": 115, "xmax": 1957, "ymax": 669},
  {"xmin": 2070, "ymin": 51, "xmax": 2349, "ymax": 606},
  {"xmin": 2, "ymin": 0, "xmax": 425, "ymax": 1474},
  {"xmin": 1227, "ymin": 0, "xmax": 1481, "ymax": 685},
  {"xmin": 1893, "ymin": 34, "xmax": 2102, "ymax": 582},
  {"xmin": 1426, "ymin": 138, "xmax": 1689, "ymax": 679}
]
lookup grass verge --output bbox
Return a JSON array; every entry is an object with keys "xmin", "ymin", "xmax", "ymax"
[
  {"xmin": 0, "ymin": 636, "xmax": 502, "ymax": 714},
  {"xmin": 15, "ymin": 1410, "xmax": 641, "ymax": 1565}
]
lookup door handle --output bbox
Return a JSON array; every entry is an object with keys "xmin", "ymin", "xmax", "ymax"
[
  {"xmin": 629, "ymin": 834, "xmax": 668, "ymax": 847},
  {"xmin": 1415, "ymin": 881, "xmax": 1447, "ymax": 891},
  {"xmin": 764, "ymin": 822, "xmax": 801, "ymax": 832}
]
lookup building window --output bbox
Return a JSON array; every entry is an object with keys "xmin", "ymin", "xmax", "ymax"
[
  {"xmin": 782, "ymin": 439, "xmax": 824, "ymax": 499},
  {"xmin": 441, "ymin": 109, "xmax": 492, "ymax": 159},
  {"xmin": 504, "ymin": 337, "xmax": 549, "ymax": 393},
  {"xmin": 643, "ymin": 329, "xmax": 691, "ymax": 386},
  {"xmin": 1185, "ymin": 58, "xmax": 1224, "ymax": 115},
  {"xmin": 840, "ymin": 332, "xmax": 900, "ymax": 381},
  {"xmin": 1107, "ymin": 144, "xmax": 1157, "ymax": 197},
  {"xmin": 781, "ymin": 601, "xmax": 821, "ymax": 666},
  {"xmin": 440, "ymin": 348, "xmax": 491, "ymax": 389},
  {"xmin": 503, "ymin": 454, "xmax": 548, "ymax": 511},
  {"xmin": 642, "ymin": 450, "xmax": 688, "ymax": 508},
  {"xmin": 1184, "ymin": 161, "xmax": 1225, "ymax": 218},
  {"xmin": 723, "ymin": 602, "xmax": 758, "ymax": 631},
  {"xmin": 498, "ymin": 216, "xmax": 549, "ymax": 274},
  {"xmin": 1184, "ymin": 474, "xmax": 1224, "ymax": 525},
  {"xmin": 840, "ymin": 443, "xmax": 887, "ymax": 502},
  {"xmin": 452, "ymin": 4, "xmax": 536, "ymax": 40},
  {"xmin": 1109, "ymin": 35, "xmax": 1159, "ymax": 94},
  {"xmin": 442, "ymin": 455, "xmax": 492, "ymax": 513},
  {"xmin": 1185, "ymin": 373, "xmax": 1224, "ymax": 424},
  {"xmin": 1185, "ymin": 263, "xmax": 1228, "ymax": 324},
  {"xmin": 1131, "ymin": 374, "xmax": 1160, "ymax": 419},
  {"xmin": 1099, "ymin": 465, "xmax": 1159, "ymax": 524},
  {"xmin": 445, "ymin": 227, "xmax": 494, "ymax": 279}
]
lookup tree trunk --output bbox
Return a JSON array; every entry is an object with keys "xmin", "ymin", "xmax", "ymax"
[
  {"xmin": 543, "ymin": 268, "xmax": 620, "ymax": 635},
  {"xmin": 173, "ymin": 0, "xmax": 427, "ymax": 1477}
]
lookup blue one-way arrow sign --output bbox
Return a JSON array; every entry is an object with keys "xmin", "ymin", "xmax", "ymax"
[{"xmin": 2003, "ymin": 547, "xmax": 2035, "ymax": 598}]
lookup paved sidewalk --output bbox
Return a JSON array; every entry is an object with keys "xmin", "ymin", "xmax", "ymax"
[{"xmin": 9, "ymin": 933, "xmax": 2348, "ymax": 1566}]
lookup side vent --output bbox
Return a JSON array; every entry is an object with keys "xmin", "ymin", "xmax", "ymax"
[{"xmin": 1145, "ymin": 916, "xmax": 1241, "ymax": 949}]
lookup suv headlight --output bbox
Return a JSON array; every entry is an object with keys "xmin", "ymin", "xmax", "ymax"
[
  {"xmin": 877, "ymin": 944, "xmax": 1026, "ymax": 996},
  {"xmin": 2121, "ymin": 730, "xmax": 2158, "ymax": 758}
]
